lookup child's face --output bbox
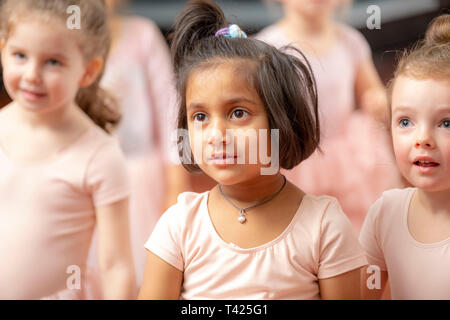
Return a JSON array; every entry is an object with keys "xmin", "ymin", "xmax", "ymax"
[
  {"xmin": 391, "ymin": 76, "xmax": 450, "ymax": 192},
  {"xmin": 185, "ymin": 61, "xmax": 274, "ymax": 185},
  {"xmin": 1, "ymin": 18, "xmax": 92, "ymax": 115},
  {"xmin": 280, "ymin": 0, "xmax": 341, "ymax": 19}
]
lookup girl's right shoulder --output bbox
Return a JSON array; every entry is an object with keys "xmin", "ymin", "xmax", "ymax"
[
  {"xmin": 156, "ymin": 191, "xmax": 210, "ymax": 238},
  {"xmin": 368, "ymin": 187, "xmax": 416, "ymax": 219},
  {"xmin": 164, "ymin": 191, "xmax": 209, "ymax": 220},
  {"xmin": 361, "ymin": 187, "xmax": 416, "ymax": 238}
]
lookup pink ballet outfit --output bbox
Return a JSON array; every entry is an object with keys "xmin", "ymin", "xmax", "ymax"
[
  {"xmin": 360, "ymin": 188, "xmax": 450, "ymax": 299},
  {"xmin": 255, "ymin": 24, "xmax": 402, "ymax": 234},
  {"xmin": 0, "ymin": 126, "xmax": 130, "ymax": 299},
  {"xmin": 87, "ymin": 17, "xmax": 178, "ymax": 288},
  {"xmin": 145, "ymin": 192, "xmax": 367, "ymax": 299}
]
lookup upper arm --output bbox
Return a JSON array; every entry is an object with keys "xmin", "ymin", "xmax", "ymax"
[
  {"xmin": 95, "ymin": 198, "xmax": 134, "ymax": 272},
  {"xmin": 319, "ymin": 267, "xmax": 362, "ymax": 300},
  {"xmin": 138, "ymin": 250, "xmax": 183, "ymax": 300},
  {"xmin": 354, "ymin": 58, "xmax": 388, "ymax": 123},
  {"xmin": 360, "ymin": 265, "xmax": 389, "ymax": 300}
]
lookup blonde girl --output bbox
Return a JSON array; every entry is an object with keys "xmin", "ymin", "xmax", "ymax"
[
  {"xmin": 360, "ymin": 14, "xmax": 450, "ymax": 299},
  {"xmin": 0, "ymin": 0, "xmax": 135, "ymax": 299}
]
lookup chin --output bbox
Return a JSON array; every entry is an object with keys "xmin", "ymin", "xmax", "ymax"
[
  {"xmin": 412, "ymin": 180, "xmax": 450, "ymax": 193},
  {"xmin": 201, "ymin": 166, "xmax": 260, "ymax": 186}
]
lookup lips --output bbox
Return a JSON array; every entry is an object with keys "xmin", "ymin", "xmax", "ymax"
[
  {"xmin": 20, "ymin": 88, "xmax": 47, "ymax": 101},
  {"xmin": 413, "ymin": 156, "xmax": 439, "ymax": 167},
  {"xmin": 207, "ymin": 153, "xmax": 237, "ymax": 165},
  {"xmin": 209, "ymin": 153, "xmax": 237, "ymax": 160}
]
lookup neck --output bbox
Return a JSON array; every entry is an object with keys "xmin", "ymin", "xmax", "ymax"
[
  {"xmin": 218, "ymin": 173, "xmax": 285, "ymax": 205},
  {"xmin": 415, "ymin": 188, "xmax": 450, "ymax": 216},
  {"xmin": 279, "ymin": 8, "xmax": 334, "ymax": 37},
  {"xmin": 13, "ymin": 101, "xmax": 81, "ymax": 132}
]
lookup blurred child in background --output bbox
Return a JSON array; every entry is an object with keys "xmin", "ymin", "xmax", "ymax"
[
  {"xmin": 256, "ymin": 0, "xmax": 403, "ymax": 233},
  {"xmin": 86, "ymin": 0, "xmax": 190, "ymax": 288},
  {"xmin": 0, "ymin": 0, "xmax": 136, "ymax": 299}
]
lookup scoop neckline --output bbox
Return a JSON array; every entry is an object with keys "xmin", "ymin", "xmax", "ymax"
[
  {"xmin": 203, "ymin": 190, "xmax": 307, "ymax": 253},
  {"xmin": 403, "ymin": 187, "xmax": 450, "ymax": 248},
  {"xmin": 0, "ymin": 127, "xmax": 94, "ymax": 167}
]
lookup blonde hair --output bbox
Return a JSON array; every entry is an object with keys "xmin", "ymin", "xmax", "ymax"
[
  {"xmin": 0, "ymin": 0, "xmax": 120, "ymax": 133},
  {"xmin": 387, "ymin": 14, "xmax": 450, "ymax": 124}
]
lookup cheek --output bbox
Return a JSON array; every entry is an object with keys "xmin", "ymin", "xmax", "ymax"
[
  {"xmin": 47, "ymin": 73, "xmax": 78, "ymax": 99},
  {"xmin": 392, "ymin": 133, "xmax": 411, "ymax": 171},
  {"xmin": 2, "ymin": 62, "xmax": 20, "ymax": 91},
  {"xmin": 441, "ymin": 138, "xmax": 450, "ymax": 171}
]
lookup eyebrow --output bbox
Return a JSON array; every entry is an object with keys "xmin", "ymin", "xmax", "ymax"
[
  {"xmin": 8, "ymin": 45, "xmax": 68, "ymax": 61},
  {"xmin": 391, "ymin": 106, "xmax": 415, "ymax": 114},
  {"xmin": 187, "ymin": 97, "xmax": 257, "ymax": 110},
  {"xmin": 392, "ymin": 105, "xmax": 450, "ymax": 116}
]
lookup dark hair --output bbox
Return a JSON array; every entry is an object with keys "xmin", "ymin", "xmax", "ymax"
[
  {"xmin": 0, "ymin": 0, "xmax": 120, "ymax": 133},
  {"xmin": 170, "ymin": 0, "xmax": 320, "ymax": 172}
]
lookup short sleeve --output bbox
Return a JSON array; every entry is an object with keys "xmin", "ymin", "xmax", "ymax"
[
  {"xmin": 144, "ymin": 203, "xmax": 184, "ymax": 271},
  {"xmin": 359, "ymin": 196, "xmax": 387, "ymax": 270},
  {"xmin": 317, "ymin": 199, "xmax": 368, "ymax": 279},
  {"xmin": 85, "ymin": 140, "xmax": 130, "ymax": 207}
]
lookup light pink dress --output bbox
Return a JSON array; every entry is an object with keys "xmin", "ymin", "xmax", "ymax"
[
  {"xmin": 255, "ymin": 23, "xmax": 402, "ymax": 234},
  {"xmin": 87, "ymin": 17, "xmax": 178, "ymax": 288},
  {"xmin": 0, "ymin": 126, "xmax": 129, "ymax": 299},
  {"xmin": 146, "ymin": 192, "xmax": 367, "ymax": 299},
  {"xmin": 360, "ymin": 188, "xmax": 450, "ymax": 299}
]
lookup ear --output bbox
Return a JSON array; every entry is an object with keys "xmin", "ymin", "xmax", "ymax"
[
  {"xmin": 79, "ymin": 57, "xmax": 103, "ymax": 88},
  {"xmin": 0, "ymin": 39, "xmax": 5, "ymax": 50}
]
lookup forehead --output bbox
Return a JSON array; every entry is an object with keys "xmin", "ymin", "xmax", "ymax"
[
  {"xmin": 6, "ymin": 16, "xmax": 80, "ymax": 54},
  {"xmin": 186, "ymin": 60, "xmax": 259, "ymax": 101},
  {"xmin": 391, "ymin": 76, "xmax": 450, "ymax": 113}
]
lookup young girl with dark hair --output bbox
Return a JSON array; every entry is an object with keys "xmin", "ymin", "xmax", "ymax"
[{"xmin": 138, "ymin": 0, "xmax": 367, "ymax": 300}]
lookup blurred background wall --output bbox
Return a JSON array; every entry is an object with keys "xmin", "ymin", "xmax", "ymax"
[{"xmin": 0, "ymin": 0, "xmax": 449, "ymax": 107}]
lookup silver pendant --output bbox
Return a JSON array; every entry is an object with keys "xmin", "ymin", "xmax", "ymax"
[{"xmin": 238, "ymin": 210, "xmax": 246, "ymax": 223}]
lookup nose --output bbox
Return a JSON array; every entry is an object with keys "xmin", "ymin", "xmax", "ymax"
[
  {"xmin": 414, "ymin": 126, "xmax": 435, "ymax": 149},
  {"xmin": 205, "ymin": 118, "xmax": 231, "ymax": 147},
  {"xmin": 23, "ymin": 61, "xmax": 42, "ymax": 84}
]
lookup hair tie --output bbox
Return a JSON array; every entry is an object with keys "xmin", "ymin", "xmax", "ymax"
[{"xmin": 215, "ymin": 24, "xmax": 247, "ymax": 39}]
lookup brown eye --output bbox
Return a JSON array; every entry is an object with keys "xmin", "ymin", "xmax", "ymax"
[
  {"xmin": 231, "ymin": 109, "xmax": 248, "ymax": 119},
  {"xmin": 193, "ymin": 113, "xmax": 207, "ymax": 122}
]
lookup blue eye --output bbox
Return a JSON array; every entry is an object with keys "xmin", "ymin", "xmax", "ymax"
[
  {"xmin": 399, "ymin": 118, "xmax": 412, "ymax": 128},
  {"xmin": 440, "ymin": 119, "xmax": 450, "ymax": 129}
]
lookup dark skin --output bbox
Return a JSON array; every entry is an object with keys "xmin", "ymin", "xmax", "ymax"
[{"xmin": 139, "ymin": 175, "xmax": 362, "ymax": 299}]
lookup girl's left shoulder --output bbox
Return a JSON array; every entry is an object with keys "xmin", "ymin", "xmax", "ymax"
[{"xmin": 297, "ymin": 194, "xmax": 352, "ymax": 231}]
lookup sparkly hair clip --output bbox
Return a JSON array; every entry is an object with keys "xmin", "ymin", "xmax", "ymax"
[{"xmin": 215, "ymin": 24, "xmax": 247, "ymax": 39}]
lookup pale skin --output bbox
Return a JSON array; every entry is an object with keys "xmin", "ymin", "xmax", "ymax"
[
  {"xmin": 0, "ymin": 17, "xmax": 136, "ymax": 298},
  {"xmin": 361, "ymin": 76, "xmax": 450, "ymax": 299},
  {"xmin": 105, "ymin": 0, "xmax": 191, "ymax": 211},
  {"xmin": 139, "ymin": 61, "xmax": 362, "ymax": 299},
  {"xmin": 277, "ymin": 0, "xmax": 388, "ymax": 124}
]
